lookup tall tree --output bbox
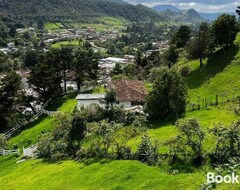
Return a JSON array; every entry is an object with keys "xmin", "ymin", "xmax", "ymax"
[
  {"xmin": 173, "ymin": 25, "xmax": 191, "ymax": 48},
  {"xmin": 146, "ymin": 67, "xmax": 187, "ymax": 119},
  {"xmin": 73, "ymin": 47, "xmax": 99, "ymax": 91},
  {"xmin": 186, "ymin": 22, "xmax": 215, "ymax": 68},
  {"xmin": 0, "ymin": 72, "xmax": 21, "ymax": 132},
  {"xmin": 28, "ymin": 63, "xmax": 62, "ymax": 101},
  {"xmin": 212, "ymin": 14, "xmax": 239, "ymax": 49}
]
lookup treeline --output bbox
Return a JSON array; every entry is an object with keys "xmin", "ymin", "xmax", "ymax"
[{"xmin": 0, "ymin": 0, "xmax": 165, "ymax": 23}]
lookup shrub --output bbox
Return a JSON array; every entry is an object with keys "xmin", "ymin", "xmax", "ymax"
[
  {"xmin": 136, "ymin": 134, "xmax": 160, "ymax": 166},
  {"xmin": 145, "ymin": 67, "xmax": 188, "ymax": 119},
  {"xmin": 170, "ymin": 119, "xmax": 205, "ymax": 165}
]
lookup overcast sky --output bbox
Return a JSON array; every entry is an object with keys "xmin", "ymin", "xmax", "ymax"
[{"xmin": 126, "ymin": 0, "xmax": 240, "ymax": 13}]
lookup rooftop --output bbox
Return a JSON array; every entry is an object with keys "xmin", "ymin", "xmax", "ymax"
[
  {"xmin": 110, "ymin": 80, "xmax": 148, "ymax": 102},
  {"xmin": 76, "ymin": 94, "xmax": 106, "ymax": 100}
]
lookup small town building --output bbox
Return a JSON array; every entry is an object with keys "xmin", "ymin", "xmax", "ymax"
[
  {"xmin": 110, "ymin": 80, "xmax": 148, "ymax": 108},
  {"xmin": 76, "ymin": 94, "xmax": 106, "ymax": 109}
]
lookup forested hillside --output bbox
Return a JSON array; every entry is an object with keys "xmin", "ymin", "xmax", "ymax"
[{"xmin": 0, "ymin": 0, "xmax": 166, "ymax": 23}]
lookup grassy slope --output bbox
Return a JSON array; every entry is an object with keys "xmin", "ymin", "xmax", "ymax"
[
  {"xmin": 3, "ymin": 35, "xmax": 240, "ymax": 190},
  {"xmin": 8, "ymin": 93, "xmax": 77, "ymax": 148},
  {"xmin": 187, "ymin": 34, "xmax": 240, "ymax": 101},
  {"xmin": 0, "ymin": 156, "xmax": 204, "ymax": 190}
]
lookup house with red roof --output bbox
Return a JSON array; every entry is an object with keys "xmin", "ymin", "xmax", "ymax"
[{"xmin": 110, "ymin": 80, "xmax": 148, "ymax": 108}]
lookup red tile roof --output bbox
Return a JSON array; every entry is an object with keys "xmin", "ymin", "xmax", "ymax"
[{"xmin": 111, "ymin": 80, "xmax": 148, "ymax": 102}]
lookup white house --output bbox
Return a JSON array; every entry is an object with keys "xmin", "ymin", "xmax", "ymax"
[{"xmin": 76, "ymin": 94, "xmax": 106, "ymax": 109}]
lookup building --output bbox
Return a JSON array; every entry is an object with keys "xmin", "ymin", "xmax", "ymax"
[
  {"xmin": 76, "ymin": 94, "xmax": 106, "ymax": 109},
  {"xmin": 110, "ymin": 80, "xmax": 148, "ymax": 108}
]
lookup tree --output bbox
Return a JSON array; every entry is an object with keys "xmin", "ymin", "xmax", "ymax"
[
  {"xmin": 210, "ymin": 120, "xmax": 240, "ymax": 164},
  {"xmin": 173, "ymin": 25, "xmax": 191, "ymax": 48},
  {"xmin": 28, "ymin": 63, "xmax": 62, "ymax": 100},
  {"xmin": 212, "ymin": 14, "xmax": 239, "ymax": 48},
  {"xmin": 186, "ymin": 22, "xmax": 215, "ymax": 68},
  {"xmin": 236, "ymin": 6, "xmax": 240, "ymax": 20},
  {"xmin": 163, "ymin": 44, "xmax": 179, "ymax": 68},
  {"xmin": 54, "ymin": 47, "xmax": 73, "ymax": 93},
  {"xmin": 146, "ymin": 67, "xmax": 188, "ymax": 119},
  {"xmin": 73, "ymin": 47, "xmax": 99, "ymax": 91},
  {"xmin": 24, "ymin": 50, "xmax": 39, "ymax": 67},
  {"xmin": 174, "ymin": 119, "xmax": 205, "ymax": 165},
  {"xmin": 111, "ymin": 63, "xmax": 124, "ymax": 76},
  {"xmin": 0, "ymin": 72, "xmax": 21, "ymax": 132}
]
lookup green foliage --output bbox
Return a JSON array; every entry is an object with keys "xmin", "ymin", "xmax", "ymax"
[
  {"xmin": 28, "ymin": 63, "xmax": 62, "ymax": 101},
  {"xmin": 0, "ymin": 72, "xmax": 21, "ymax": 131},
  {"xmin": 111, "ymin": 63, "xmax": 124, "ymax": 76},
  {"xmin": 0, "ymin": 0, "xmax": 165, "ymax": 23},
  {"xmin": 163, "ymin": 44, "xmax": 179, "ymax": 67},
  {"xmin": 136, "ymin": 134, "xmax": 160, "ymax": 166},
  {"xmin": 172, "ymin": 119, "xmax": 205, "ymax": 165},
  {"xmin": 173, "ymin": 25, "xmax": 191, "ymax": 48},
  {"xmin": 186, "ymin": 22, "xmax": 215, "ymax": 68},
  {"xmin": 210, "ymin": 120, "xmax": 240, "ymax": 164},
  {"xmin": 73, "ymin": 46, "xmax": 99, "ymax": 91},
  {"xmin": 146, "ymin": 67, "xmax": 188, "ymax": 119},
  {"xmin": 24, "ymin": 50, "xmax": 39, "ymax": 67},
  {"xmin": 37, "ymin": 113, "xmax": 80, "ymax": 161},
  {"xmin": 212, "ymin": 13, "xmax": 239, "ymax": 48}
]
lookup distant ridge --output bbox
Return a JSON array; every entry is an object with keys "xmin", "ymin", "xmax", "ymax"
[{"xmin": 152, "ymin": 4, "xmax": 236, "ymax": 21}]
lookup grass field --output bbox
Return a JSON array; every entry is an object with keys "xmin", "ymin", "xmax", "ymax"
[
  {"xmin": 187, "ymin": 34, "xmax": 240, "ymax": 101},
  {"xmin": 73, "ymin": 17, "xmax": 127, "ymax": 32},
  {"xmin": 51, "ymin": 40, "xmax": 83, "ymax": 48},
  {"xmin": 0, "ymin": 155, "xmax": 205, "ymax": 190},
  {"xmin": 45, "ymin": 17, "xmax": 126, "ymax": 33}
]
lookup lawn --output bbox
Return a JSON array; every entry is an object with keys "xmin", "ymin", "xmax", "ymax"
[
  {"xmin": 73, "ymin": 16, "xmax": 127, "ymax": 32},
  {"xmin": 0, "ymin": 155, "xmax": 205, "ymax": 190},
  {"xmin": 44, "ymin": 22, "xmax": 65, "ymax": 31},
  {"xmin": 51, "ymin": 40, "xmax": 83, "ymax": 49}
]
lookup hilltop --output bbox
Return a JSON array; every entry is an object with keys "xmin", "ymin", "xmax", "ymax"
[{"xmin": 0, "ymin": 0, "xmax": 165, "ymax": 23}]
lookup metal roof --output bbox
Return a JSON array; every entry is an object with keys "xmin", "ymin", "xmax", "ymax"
[{"xmin": 76, "ymin": 94, "xmax": 106, "ymax": 100}]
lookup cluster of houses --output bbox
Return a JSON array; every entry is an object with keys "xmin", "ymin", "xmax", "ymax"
[
  {"xmin": 98, "ymin": 55, "xmax": 135, "ymax": 84},
  {"xmin": 44, "ymin": 27, "xmax": 119, "ymax": 44}
]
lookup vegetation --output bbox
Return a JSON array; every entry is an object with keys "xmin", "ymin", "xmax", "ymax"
[{"xmin": 146, "ymin": 67, "xmax": 188, "ymax": 119}]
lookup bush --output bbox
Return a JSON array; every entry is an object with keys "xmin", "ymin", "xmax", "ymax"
[
  {"xmin": 146, "ymin": 67, "xmax": 188, "ymax": 119},
  {"xmin": 169, "ymin": 119, "xmax": 205, "ymax": 165},
  {"xmin": 179, "ymin": 66, "xmax": 191, "ymax": 77},
  {"xmin": 210, "ymin": 120, "xmax": 240, "ymax": 164},
  {"xmin": 136, "ymin": 134, "xmax": 160, "ymax": 166}
]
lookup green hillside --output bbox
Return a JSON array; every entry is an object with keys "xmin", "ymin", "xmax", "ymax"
[
  {"xmin": 2, "ymin": 31, "xmax": 240, "ymax": 190},
  {"xmin": 0, "ymin": 155, "xmax": 204, "ymax": 190},
  {"xmin": 0, "ymin": 0, "xmax": 165, "ymax": 23}
]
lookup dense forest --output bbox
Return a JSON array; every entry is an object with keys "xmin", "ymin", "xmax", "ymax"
[{"xmin": 0, "ymin": 0, "xmax": 166, "ymax": 23}]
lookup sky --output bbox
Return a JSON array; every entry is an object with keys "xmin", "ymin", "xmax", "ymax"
[{"xmin": 126, "ymin": 0, "xmax": 240, "ymax": 13}]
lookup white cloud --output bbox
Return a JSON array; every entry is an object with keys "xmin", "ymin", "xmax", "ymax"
[{"xmin": 128, "ymin": 0, "xmax": 240, "ymax": 12}]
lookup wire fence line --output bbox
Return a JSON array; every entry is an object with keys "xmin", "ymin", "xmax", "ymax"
[
  {"xmin": 0, "ymin": 149, "xmax": 20, "ymax": 156},
  {"xmin": 186, "ymin": 92, "xmax": 240, "ymax": 112}
]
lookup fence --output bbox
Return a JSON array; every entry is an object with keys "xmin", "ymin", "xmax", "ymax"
[
  {"xmin": 3, "ymin": 93, "xmax": 67, "ymax": 139},
  {"xmin": 42, "ymin": 109, "xmax": 61, "ymax": 116},
  {"xmin": 186, "ymin": 93, "xmax": 240, "ymax": 112},
  {"xmin": 0, "ymin": 149, "xmax": 20, "ymax": 156}
]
